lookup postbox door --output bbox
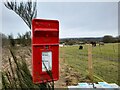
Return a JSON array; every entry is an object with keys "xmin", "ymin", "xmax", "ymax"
[{"xmin": 32, "ymin": 19, "xmax": 59, "ymax": 83}]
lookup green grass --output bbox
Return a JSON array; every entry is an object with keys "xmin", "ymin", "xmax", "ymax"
[{"xmin": 60, "ymin": 43, "xmax": 119, "ymax": 85}]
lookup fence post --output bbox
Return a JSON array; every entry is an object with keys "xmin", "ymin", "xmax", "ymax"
[{"xmin": 88, "ymin": 44, "xmax": 93, "ymax": 82}]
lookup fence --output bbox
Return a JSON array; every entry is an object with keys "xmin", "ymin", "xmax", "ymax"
[{"xmin": 60, "ymin": 43, "xmax": 119, "ymax": 85}]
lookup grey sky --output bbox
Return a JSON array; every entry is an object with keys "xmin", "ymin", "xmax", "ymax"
[{"xmin": 1, "ymin": 2, "xmax": 118, "ymax": 38}]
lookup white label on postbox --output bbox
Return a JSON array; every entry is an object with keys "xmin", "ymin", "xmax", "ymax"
[{"xmin": 42, "ymin": 51, "xmax": 52, "ymax": 72}]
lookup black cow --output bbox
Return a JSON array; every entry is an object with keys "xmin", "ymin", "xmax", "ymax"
[
  {"xmin": 90, "ymin": 41, "xmax": 96, "ymax": 47},
  {"xmin": 79, "ymin": 46, "xmax": 83, "ymax": 49}
]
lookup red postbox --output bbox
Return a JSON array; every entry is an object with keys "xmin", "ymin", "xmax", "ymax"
[{"xmin": 32, "ymin": 19, "xmax": 59, "ymax": 83}]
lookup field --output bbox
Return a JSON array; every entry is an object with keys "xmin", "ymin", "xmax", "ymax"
[
  {"xmin": 59, "ymin": 43, "xmax": 119, "ymax": 85},
  {"xmin": 2, "ymin": 43, "xmax": 120, "ymax": 88}
]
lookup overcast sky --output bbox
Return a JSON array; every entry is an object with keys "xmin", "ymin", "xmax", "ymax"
[{"xmin": 1, "ymin": 2, "xmax": 118, "ymax": 38}]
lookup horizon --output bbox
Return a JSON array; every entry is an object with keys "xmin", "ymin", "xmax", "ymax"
[{"xmin": 1, "ymin": 31, "xmax": 118, "ymax": 39}]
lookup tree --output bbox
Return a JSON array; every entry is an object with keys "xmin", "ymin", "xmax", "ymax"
[
  {"xmin": 116, "ymin": 35, "xmax": 120, "ymax": 42},
  {"xmin": 102, "ymin": 35, "xmax": 114, "ymax": 43},
  {"xmin": 4, "ymin": 0, "xmax": 37, "ymax": 29}
]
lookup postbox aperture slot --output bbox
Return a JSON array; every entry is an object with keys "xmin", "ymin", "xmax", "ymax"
[
  {"xmin": 34, "ymin": 30, "xmax": 58, "ymax": 37},
  {"xmin": 34, "ymin": 28, "xmax": 58, "ymax": 31},
  {"xmin": 42, "ymin": 51, "xmax": 52, "ymax": 72}
]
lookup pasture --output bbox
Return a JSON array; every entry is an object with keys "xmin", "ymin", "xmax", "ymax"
[{"xmin": 60, "ymin": 43, "xmax": 119, "ymax": 85}]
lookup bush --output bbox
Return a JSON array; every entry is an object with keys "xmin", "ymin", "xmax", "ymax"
[{"xmin": 2, "ymin": 48, "xmax": 54, "ymax": 89}]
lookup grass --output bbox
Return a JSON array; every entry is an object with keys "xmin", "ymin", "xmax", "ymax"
[
  {"xmin": 60, "ymin": 43, "xmax": 119, "ymax": 85},
  {"xmin": 2, "ymin": 47, "xmax": 55, "ymax": 89}
]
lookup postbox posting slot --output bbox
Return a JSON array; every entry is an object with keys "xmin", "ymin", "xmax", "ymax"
[
  {"xmin": 34, "ymin": 29, "xmax": 58, "ymax": 37},
  {"xmin": 34, "ymin": 28, "xmax": 58, "ymax": 32}
]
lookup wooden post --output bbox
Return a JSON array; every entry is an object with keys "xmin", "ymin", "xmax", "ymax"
[{"xmin": 88, "ymin": 44, "xmax": 93, "ymax": 82}]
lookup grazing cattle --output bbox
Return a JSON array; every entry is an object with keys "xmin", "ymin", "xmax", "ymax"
[
  {"xmin": 79, "ymin": 46, "xmax": 83, "ymax": 49},
  {"xmin": 90, "ymin": 41, "xmax": 96, "ymax": 47}
]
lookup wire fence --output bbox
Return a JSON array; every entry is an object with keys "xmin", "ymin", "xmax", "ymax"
[
  {"xmin": 61, "ymin": 43, "xmax": 119, "ymax": 85},
  {"xmin": 90, "ymin": 45, "xmax": 118, "ymax": 84}
]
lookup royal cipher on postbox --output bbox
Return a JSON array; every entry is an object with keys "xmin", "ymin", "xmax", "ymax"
[{"xmin": 32, "ymin": 19, "xmax": 59, "ymax": 83}]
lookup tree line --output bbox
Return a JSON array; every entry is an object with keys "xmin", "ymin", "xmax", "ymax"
[
  {"xmin": 60, "ymin": 35, "xmax": 120, "ymax": 45},
  {"xmin": 102, "ymin": 35, "xmax": 120, "ymax": 43},
  {"xmin": 1, "ymin": 31, "xmax": 31, "ymax": 47},
  {"xmin": 2, "ymin": 33, "xmax": 120, "ymax": 47}
]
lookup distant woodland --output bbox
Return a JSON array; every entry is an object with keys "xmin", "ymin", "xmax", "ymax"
[{"xmin": 1, "ymin": 31, "xmax": 120, "ymax": 47}]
